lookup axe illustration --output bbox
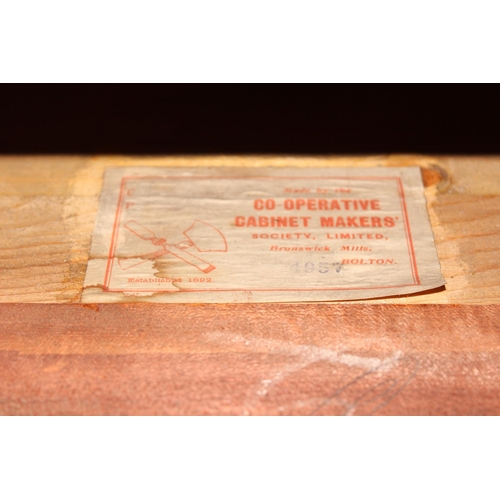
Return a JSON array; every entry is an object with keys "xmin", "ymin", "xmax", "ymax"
[{"xmin": 119, "ymin": 220, "xmax": 227, "ymax": 273}]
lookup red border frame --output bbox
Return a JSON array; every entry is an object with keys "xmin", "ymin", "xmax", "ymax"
[{"xmin": 103, "ymin": 175, "xmax": 421, "ymax": 293}]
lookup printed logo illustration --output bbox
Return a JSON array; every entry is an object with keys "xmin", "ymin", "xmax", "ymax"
[{"xmin": 118, "ymin": 220, "xmax": 228, "ymax": 273}]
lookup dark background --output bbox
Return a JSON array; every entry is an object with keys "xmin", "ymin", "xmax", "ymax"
[{"xmin": 0, "ymin": 85, "xmax": 498, "ymax": 155}]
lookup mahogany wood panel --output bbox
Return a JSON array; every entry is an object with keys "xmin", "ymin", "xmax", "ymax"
[{"xmin": 1, "ymin": 304, "xmax": 499, "ymax": 415}]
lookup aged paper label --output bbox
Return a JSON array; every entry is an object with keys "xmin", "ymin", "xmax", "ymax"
[{"xmin": 82, "ymin": 167, "xmax": 445, "ymax": 303}]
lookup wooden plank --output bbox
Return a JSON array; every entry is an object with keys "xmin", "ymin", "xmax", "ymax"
[
  {"xmin": 1, "ymin": 154, "xmax": 499, "ymax": 304},
  {"xmin": 1, "ymin": 155, "xmax": 499, "ymax": 415},
  {"xmin": 1, "ymin": 303, "xmax": 499, "ymax": 415}
]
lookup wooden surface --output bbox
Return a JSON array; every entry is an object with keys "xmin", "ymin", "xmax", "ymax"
[
  {"xmin": 1, "ymin": 154, "xmax": 499, "ymax": 304},
  {"xmin": 1, "ymin": 155, "xmax": 499, "ymax": 415},
  {"xmin": 1, "ymin": 303, "xmax": 499, "ymax": 416}
]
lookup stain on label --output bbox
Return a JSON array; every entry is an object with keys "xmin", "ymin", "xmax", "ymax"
[{"xmin": 82, "ymin": 167, "xmax": 444, "ymax": 303}]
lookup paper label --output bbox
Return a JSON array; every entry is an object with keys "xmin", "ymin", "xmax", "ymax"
[{"xmin": 82, "ymin": 167, "xmax": 444, "ymax": 303}]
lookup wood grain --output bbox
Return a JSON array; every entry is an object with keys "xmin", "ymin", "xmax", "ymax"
[
  {"xmin": 1, "ymin": 154, "xmax": 499, "ymax": 304},
  {"xmin": 1, "ymin": 155, "xmax": 499, "ymax": 415},
  {"xmin": 1, "ymin": 303, "xmax": 499, "ymax": 415}
]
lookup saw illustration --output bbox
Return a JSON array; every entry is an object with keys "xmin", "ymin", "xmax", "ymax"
[{"xmin": 118, "ymin": 220, "xmax": 227, "ymax": 273}]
